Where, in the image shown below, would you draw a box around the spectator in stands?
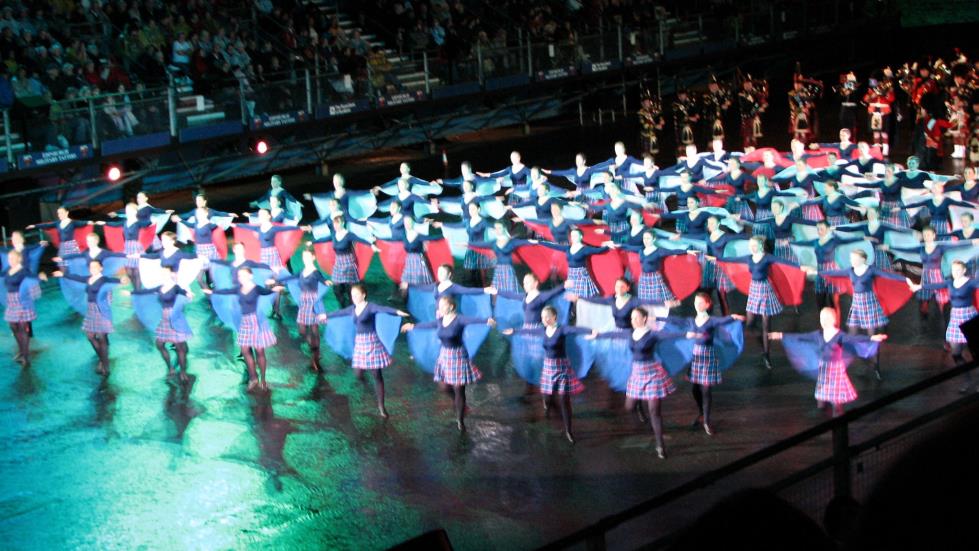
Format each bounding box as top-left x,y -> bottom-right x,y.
139,20 -> 165,51
368,46 -> 397,94
255,0 -> 274,16
81,60 -> 104,90
409,19 -> 430,57
349,29 -> 370,57
0,69 -> 13,109
171,32 -> 192,73
42,63 -> 71,100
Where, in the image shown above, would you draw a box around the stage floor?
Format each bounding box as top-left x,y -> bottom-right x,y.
0,262 -> 967,550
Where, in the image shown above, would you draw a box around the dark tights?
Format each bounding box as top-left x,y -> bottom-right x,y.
126,267 -> 141,290
713,290 -> 730,317
86,332 -> 110,372
156,340 -> 189,377
745,313 -> 772,362
692,384 -> 712,427
626,397 -> 664,450
299,323 -> 322,369
241,346 -> 268,387
9,322 -> 31,364
544,393 -> 574,440
919,298 -> 950,323
358,369 -> 387,416
333,283 -> 352,307
453,384 -> 467,427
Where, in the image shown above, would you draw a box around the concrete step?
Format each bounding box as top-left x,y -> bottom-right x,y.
185,111 -> 227,126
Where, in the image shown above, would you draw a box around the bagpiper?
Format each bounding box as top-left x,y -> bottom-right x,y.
638,89 -> 666,156
863,69 -> 897,157
702,74 -> 732,146
788,68 -> 823,144
672,87 -> 700,155
737,72 -> 768,150
834,71 -> 860,139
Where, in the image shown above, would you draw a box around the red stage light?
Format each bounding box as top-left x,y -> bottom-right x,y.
107,166 -> 122,182
255,140 -> 269,155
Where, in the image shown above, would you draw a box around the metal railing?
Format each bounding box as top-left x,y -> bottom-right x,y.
538,361 -> 979,550
0,0 -> 866,171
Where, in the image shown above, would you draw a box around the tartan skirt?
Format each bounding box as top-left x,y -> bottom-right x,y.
567,266 -> 599,298
522,322 -> 544,329
433,346 -> 482,385
947,306 -> 977,344
4,292 -> 36,322
609,219 -> 631,243
297,291 -> 322,326
688,343 -> 721,386
815,359 -> 858,405
260,246 -> 284,272
352,331 -> 391,370
196,243 -> 220,268
675,216 -> 688,234
773,238 -> 798,262
402,252 -> 434,285
701,257 -> 735,292
881,199 -> 911,227
332,252 -> 360,284
815,261 -> 846,294
155,307 -> 191,343
873,248 -> 893,271
236,312 -> 277,349
540,357 -> 584,395
931,218 -> 951,237
918,267 -> 949,304
752,207 -> 775,240
747,279 -> 783,316
802,203 -> 825,222
82,302 -> 114,334
626,360 -> 676,399
847,291 -> 888,330
58,239 -> 81,269
638,271 -> 676,303
124,239 -> 144,268
492,263 -> 520,294
826,214 -> 848,227
463,249 -> 495,270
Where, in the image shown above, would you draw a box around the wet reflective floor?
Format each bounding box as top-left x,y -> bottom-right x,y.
0,266 -> 965,550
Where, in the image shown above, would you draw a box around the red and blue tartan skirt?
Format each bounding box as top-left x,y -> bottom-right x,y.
815,261 -> 846,294
847,291 -> 888,330
352,331 -> 391,370
931,218 -> 950,237
82,302 -> 114,334
260,246 -> 284,272
237,312 -> 277,349
540,357 -> 584,395
464,249 -> 495,270
522,321 -> 544,329
638,271 -> 675,303
747,279 -> 783,316
802,203 -> 825,222
58,239 -> 81,269
826,214 -> 848,227
947,306 -> 977,344
701,257 -> 735,292
918,267 -> 949,305
4,292 -> 36,322
815,359 -> 857,405
626,360 -> 676,399
155,307 -> 191,343
608,219 -> 630,243
402,252 -> 434,285
196,243 -> 220,268
729,198 -> 754,221
332,252 -> 359,284
880,199 -> 911,227
752,207 -> 775,240
297,291 -> 323,326
873,248 -> 893,272
687,344 -> 721,386
124,239 -> 144,268
773,238 -> 798,262
567,266 -> 599,298
492,263 -> 519,294
433,346 -> 482,385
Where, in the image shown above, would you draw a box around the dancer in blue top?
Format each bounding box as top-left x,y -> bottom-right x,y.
2,249 -> 45,367
127,267 -> 194,382
279,248 -> 332,371
52,260 -> 124,375
401,296 -> 496,430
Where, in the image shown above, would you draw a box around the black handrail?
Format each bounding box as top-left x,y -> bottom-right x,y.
538,361 -> 979,550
